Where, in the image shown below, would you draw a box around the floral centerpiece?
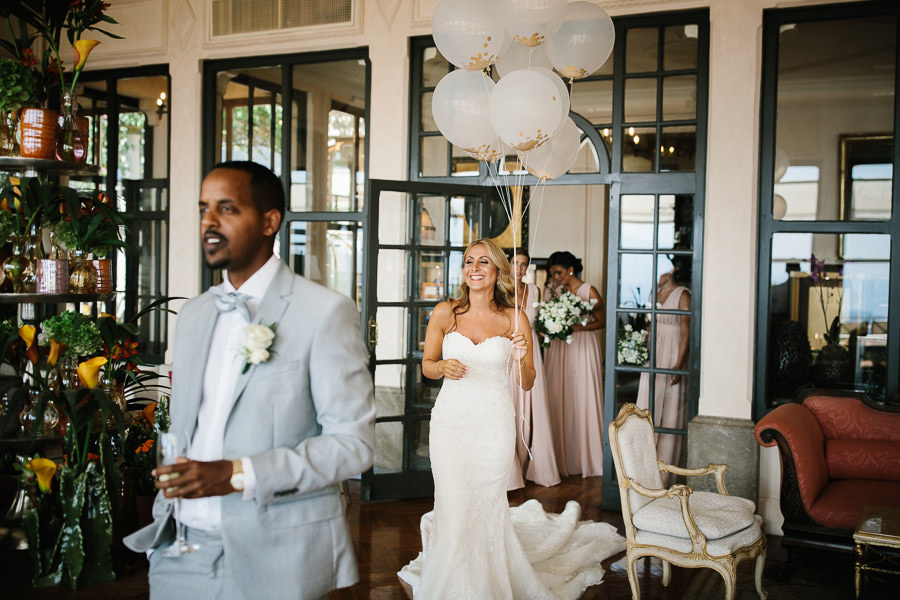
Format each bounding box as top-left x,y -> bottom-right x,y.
122,394 -> 169,497
617,323 -> 648,366
533,289 -> 596,347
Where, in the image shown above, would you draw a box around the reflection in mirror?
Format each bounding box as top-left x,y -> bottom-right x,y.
411,420 -> 431,470
663,24 -> 699,71
620,195 -> 654,250
614,370 -> 642,413
377,192 -> 409,244
417,252 -> 444,301
773,165 -> 819,221
616,313 -> 651,366
417,306 -> 434,352
377,249 -> 408,303
626,27 -> 659,73
768,232 -> 890,403
622,126 -> 656,172
450,196 -> 479,246
448,251 -> 464,298
657,195 -> 694,250
624,78 -> 657,123
659,126 -> 696,172
415,366 -> 440,410
418,196 -> 445,245
374,422 -> 402,473
618,253 -> 654,309
840,135 -> 892,221
421,136 -> 449,177
656,254 -> 693,299
375,364 -> 405,417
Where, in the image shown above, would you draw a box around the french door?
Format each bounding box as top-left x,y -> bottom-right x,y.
361,179 -> 496,501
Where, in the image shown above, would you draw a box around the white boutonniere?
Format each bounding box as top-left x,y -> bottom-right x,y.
239,323 -> 276,373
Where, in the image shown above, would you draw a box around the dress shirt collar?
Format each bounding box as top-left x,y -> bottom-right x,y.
222,254 -> 281,301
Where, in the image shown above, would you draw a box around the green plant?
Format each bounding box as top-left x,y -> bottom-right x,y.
39,310 -> 103,360
61,189 -> 128,256
0,57 -> 39,113
0,176 -> 66,242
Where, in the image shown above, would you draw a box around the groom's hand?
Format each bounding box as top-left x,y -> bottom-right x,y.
153,458 -> 234,499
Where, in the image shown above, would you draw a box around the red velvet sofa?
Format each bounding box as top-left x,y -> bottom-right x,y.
755,391 -> 900,552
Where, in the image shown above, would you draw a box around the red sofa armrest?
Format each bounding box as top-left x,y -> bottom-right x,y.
755,402 -> 828,514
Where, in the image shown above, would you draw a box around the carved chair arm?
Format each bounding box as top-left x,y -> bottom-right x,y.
623,480 -> 709,556
660,462 -> 730,495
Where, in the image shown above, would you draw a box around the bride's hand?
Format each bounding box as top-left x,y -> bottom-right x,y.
438,359 -> 467,380
510,332 -> 528,362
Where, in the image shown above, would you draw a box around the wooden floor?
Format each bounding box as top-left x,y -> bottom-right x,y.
1,475 -> 896,599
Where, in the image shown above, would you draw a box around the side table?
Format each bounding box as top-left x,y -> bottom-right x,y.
854,505 -> 900,598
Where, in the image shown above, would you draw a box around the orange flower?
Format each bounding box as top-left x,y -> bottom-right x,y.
73,39 -> 101,72
18,325 -> 38,365
26,458 -> 57,494
77,356 -> 107,388
141,402 -> 157,424
48,340 -> 64,367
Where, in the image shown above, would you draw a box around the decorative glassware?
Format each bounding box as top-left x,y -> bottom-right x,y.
2,235 -> 31,293
19,391 -> 60,437
0,110 -> 20,156
56,93 -> 87,163
156,431 -> 199,557
69,249 -> 97,293
21,225 -> 41,293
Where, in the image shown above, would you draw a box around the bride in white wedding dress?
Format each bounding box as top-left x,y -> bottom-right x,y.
398,239 -> 625,600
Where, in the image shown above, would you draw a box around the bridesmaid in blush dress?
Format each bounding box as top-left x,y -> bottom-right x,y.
543,251 -> 606,478
507,248 -> 560,489
637,269 -> 691,485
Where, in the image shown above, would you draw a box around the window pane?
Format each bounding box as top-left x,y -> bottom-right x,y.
656,254 -> 693,305
422,46 -> 451,88
374,421 -> 402,473
411,419 -> 431,470
417,196 -> 445,245
662,75 -> 696,121
375,364 -> 405,417
768,233 -> 890,403
624,78 -> 657,122
619,253 -> 654,308
327,109 -> 361,211
377,249 -> 408,303
415,367 -> 440,410
614,370 -> 642,412
448,250 -> 464,297
377,191 -> 409,245
416,306 -> 433,352
420,136 -> 448,177
417,251 -> 444,301
449,196 -> 479,246
842,135 -> 892,220
626,27 -> 659,73
569,135 -> 601,174
658,194 -> 693,251
620,194 -> 655,250
774,165 -> 820,221
622,126 -> 656,172
376,306 -> 407,361
421,92 -> 437,132
616,312 -> 651,365
571,80 -> 613,126
287,220 -> 362,303
663,24 -> 699,71
775,16 -> 895,221
451,144 -> 479,176
659,126 -> 695,172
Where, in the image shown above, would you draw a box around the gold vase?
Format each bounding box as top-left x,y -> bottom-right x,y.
1,235 -> 32,293
69,250 -> 97,293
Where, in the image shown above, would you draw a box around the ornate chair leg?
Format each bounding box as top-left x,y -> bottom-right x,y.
755,549 -> 768,599
626,550 -> 642,600
662,560 -> 671,587
713,561 -> 737,600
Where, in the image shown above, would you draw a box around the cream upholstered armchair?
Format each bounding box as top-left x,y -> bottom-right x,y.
609,403 -> 767,600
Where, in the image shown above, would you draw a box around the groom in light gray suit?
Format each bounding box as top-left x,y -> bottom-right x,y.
124,161 -> 375,600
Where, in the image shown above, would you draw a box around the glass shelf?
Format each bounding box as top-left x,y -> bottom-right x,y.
0,293 -> 115,304
0,157 -> 100,177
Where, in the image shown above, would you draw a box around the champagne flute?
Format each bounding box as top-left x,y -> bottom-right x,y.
156,431 -> 199,557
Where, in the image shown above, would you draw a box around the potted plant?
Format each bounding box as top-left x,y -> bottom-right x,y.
57,189 -> 127,292
0,57 -> 39,156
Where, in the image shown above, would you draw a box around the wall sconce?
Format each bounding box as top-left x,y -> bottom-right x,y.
155,91 -> 167,118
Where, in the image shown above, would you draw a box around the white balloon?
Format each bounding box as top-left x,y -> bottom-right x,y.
490,68 -> 565,151
530,67 -> 570,129
499,0 -> 567,48
773,194 -> 787,220
520,117 -> 581,180
495,43 -> 552,77
774,148 -> 789,182
546,1 -> 615,80
465,141 -> 507,163
433,0 -> 506,70
432,70 -> 497,152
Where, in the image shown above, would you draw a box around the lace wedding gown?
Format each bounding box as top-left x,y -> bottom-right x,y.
398,331 -> 625,599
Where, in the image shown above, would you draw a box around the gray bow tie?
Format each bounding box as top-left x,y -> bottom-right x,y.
210,286 -> 253,322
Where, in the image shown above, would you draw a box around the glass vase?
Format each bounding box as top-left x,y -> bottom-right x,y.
0,110 -> 20,156
19,391 -> 61,438
55,92 -> 87,163
21,225 -> 42,293
69,249 -> 97,293
2,235 -> 32,293
102,373 -> 127,415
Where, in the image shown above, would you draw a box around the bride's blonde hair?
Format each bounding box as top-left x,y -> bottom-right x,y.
451,239 -> 516,323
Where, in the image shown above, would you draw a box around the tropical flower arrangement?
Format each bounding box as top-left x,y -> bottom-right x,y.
617,323 -> 649,366
122,394 -> 169,497
533,290 -> 596,347
0,299 -> 174,589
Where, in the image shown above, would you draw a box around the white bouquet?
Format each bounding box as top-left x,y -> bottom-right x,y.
534,290 -> 597,348
617,324 -> 648,365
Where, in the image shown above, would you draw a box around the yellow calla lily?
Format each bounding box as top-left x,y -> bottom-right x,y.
48,340 -> 63,367
18,325 -> 38,365
26,458 -> 57,494
73,39 -> 101,72
99,312 -> 115,319
77,356 -> 107,389
142,402 -> 157,423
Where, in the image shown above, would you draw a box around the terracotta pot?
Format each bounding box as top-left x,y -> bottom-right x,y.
92,258 -> 113,293
20,108 -> 59,160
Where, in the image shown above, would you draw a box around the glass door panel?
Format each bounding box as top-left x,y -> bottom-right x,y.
363,179 -> 494,501
287,220 -> 361,304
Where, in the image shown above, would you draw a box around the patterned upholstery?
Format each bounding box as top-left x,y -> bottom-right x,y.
805,394 -> 900,442
636,515 -> 764,556
616,412 -> 663,513
634,492 -> 756,539
826,440 -> 900,481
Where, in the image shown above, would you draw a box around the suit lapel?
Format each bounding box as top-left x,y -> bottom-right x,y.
228,262 -> 293,408
178,292 -> 218,437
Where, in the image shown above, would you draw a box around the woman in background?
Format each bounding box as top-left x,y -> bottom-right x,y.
543,251 -> 605,477
507,248 -> 560,489
637,268 -> 691,483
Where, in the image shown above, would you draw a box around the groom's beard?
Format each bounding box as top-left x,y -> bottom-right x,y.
203,229 -> 231,270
